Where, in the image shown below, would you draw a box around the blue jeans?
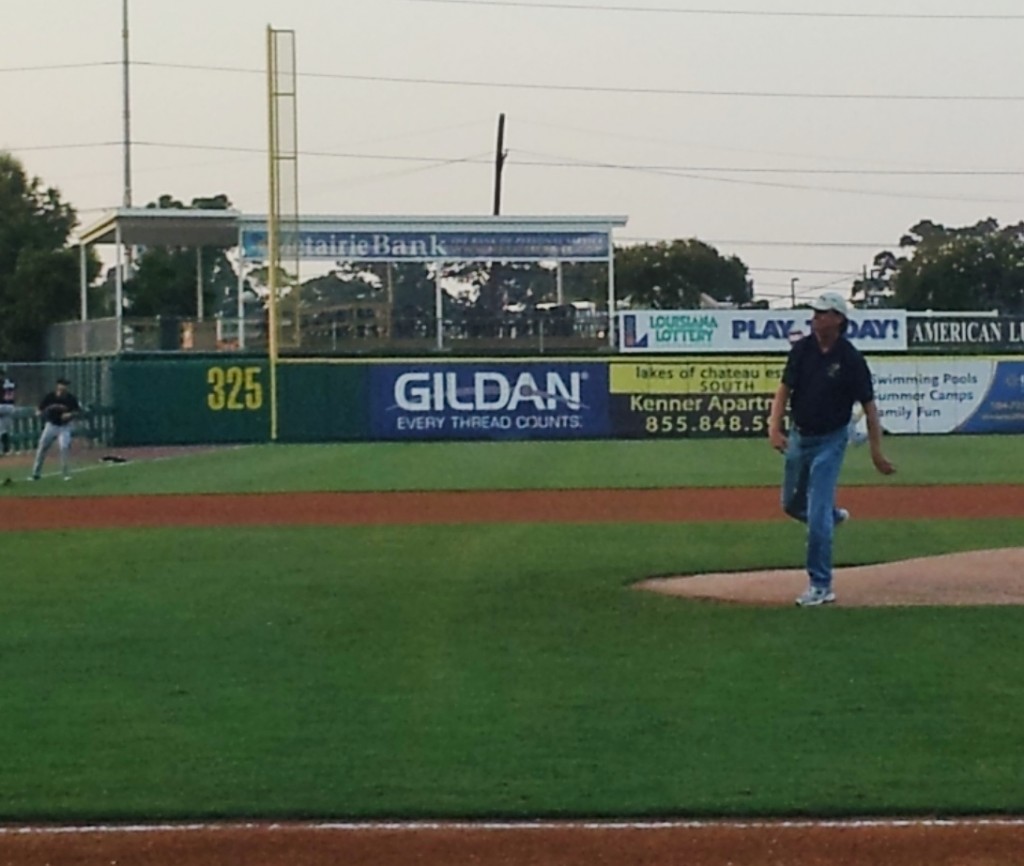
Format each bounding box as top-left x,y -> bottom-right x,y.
781,427 -> 849,590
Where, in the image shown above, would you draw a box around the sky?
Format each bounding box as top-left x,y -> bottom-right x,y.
3,0 -> 1024,307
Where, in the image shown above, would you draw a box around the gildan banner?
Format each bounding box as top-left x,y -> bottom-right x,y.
370,362 -> 610,440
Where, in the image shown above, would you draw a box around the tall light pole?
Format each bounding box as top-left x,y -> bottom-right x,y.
790,276 -> 798,308
122,0 -> 132,208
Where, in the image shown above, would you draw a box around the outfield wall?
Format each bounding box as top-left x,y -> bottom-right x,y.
108,355 -> 1024,445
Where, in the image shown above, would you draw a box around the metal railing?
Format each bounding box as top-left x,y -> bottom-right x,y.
1,359 -> 112,409
48,308 -> 614,357
0,359 -> 116,454
47,317 -> 228,357
2,406 -> 115,455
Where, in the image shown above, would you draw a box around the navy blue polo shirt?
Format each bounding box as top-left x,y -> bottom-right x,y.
782,335 -> 874,436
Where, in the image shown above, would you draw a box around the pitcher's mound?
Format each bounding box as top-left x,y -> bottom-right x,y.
637,548 -> 1024,607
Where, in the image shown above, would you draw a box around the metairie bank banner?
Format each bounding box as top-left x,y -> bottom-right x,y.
241,229 -> 611,262
371,362 -> 610,440
619,310 -> 908,353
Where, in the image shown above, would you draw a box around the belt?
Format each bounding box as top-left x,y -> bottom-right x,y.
795,424 -> 844,437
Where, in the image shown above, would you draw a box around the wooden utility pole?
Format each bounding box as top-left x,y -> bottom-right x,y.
493,113 -> 507,215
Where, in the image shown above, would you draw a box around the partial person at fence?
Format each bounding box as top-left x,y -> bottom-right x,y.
767,291 -> 895,608
31,377 -> 81,481
0,367 -> 15,455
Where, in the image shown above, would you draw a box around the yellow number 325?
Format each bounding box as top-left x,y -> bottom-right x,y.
207,366 -> 264,411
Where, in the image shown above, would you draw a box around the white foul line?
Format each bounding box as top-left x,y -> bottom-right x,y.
4,818 -> 1024,836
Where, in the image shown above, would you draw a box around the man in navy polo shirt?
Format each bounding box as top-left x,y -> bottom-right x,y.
768,291 -> 895,606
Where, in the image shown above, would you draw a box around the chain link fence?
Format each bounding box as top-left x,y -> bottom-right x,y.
48,306 -> 614,358
1,358 -> 115,454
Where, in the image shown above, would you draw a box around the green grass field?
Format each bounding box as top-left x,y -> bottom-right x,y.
6,433 -> 1024,495
2,436 -> 1023,821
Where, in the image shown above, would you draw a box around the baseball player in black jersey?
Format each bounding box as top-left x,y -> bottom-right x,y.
0,368 -> 15,455
31,377 -> 81,481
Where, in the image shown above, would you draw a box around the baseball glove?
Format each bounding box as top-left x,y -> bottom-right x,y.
43,405 -> 66,424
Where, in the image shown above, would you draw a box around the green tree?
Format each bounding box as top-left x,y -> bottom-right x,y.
0,152 -> 98,359
300,270 -> 381,307
124,194 -> 238,317
849,249 -> 900,308
558,262 -> 608,306
882,218 -> 1024,313
615,239 -> 751,309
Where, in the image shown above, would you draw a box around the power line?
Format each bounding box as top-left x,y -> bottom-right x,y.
128,142 -> 1024,177
516,156 -> 1024,177
14,140 -> 1018,205
13,139 -> 1024,176
517,148 -> 1024,205
132,61 -> 1024,102
393,0 -> 1024,20
516,117 -> 992,173
620,234 -> 892,253
742,267 -> 866,276
697,240 -> 891,249
0,61 -> 119,74
305,150 -> 494,195
3,142 -> 121,153
5,60 -> 1018,103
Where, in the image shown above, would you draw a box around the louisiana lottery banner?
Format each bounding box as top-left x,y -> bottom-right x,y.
619,309 -> 908,353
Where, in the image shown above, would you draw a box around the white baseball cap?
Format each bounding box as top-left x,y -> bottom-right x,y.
810,291 -> 850,318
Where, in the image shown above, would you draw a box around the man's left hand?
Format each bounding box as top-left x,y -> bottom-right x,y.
872,452 -> 896,475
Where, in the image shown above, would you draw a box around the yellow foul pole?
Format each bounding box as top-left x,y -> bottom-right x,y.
266,25 -> 281,441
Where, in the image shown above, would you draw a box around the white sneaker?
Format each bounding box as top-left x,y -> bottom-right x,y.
835,508 -> 850,525
796,586 -> 836,607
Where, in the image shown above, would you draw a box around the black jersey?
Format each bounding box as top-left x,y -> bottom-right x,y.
38,391 -> 81,426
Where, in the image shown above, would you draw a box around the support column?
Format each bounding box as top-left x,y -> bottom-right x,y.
236,231 -> 247,350
435,265 -> 445,351
115,223 -> 124,352
79,243 -> 88,321
196,247 -> 204,322
606,244 -> 616,348
79,242 -> 89,355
